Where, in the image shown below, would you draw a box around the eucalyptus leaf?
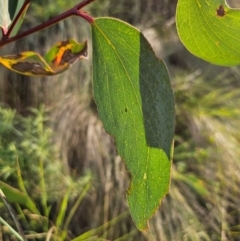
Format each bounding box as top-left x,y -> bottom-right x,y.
0,39 -> 88,76
92,17 -> 175,230
8,0 -> 29,37
176,0 -> 240,66
8,0 -> 19,20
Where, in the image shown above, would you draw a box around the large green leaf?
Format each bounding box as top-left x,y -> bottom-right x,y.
92,17 -> 175,230
0,0 -> 11,34
176,0 -> 240,66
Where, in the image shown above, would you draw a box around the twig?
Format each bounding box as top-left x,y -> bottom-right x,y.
0,0 -> 95,47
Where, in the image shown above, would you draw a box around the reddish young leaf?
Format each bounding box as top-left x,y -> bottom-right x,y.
0,39 -> 88,76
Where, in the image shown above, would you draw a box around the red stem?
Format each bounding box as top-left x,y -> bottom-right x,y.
0,0 -> 95,48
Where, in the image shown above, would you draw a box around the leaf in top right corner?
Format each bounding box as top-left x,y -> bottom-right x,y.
176,0 -> 240,66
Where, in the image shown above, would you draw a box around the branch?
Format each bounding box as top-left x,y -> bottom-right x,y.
0,0 -> 95,48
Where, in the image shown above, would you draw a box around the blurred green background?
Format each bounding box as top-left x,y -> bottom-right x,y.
0,0 -> 240,240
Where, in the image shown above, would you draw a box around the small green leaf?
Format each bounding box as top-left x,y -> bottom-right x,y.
0,0 -> 12,34
8,0 -> 20,20
0,39 -> 88,76
8,0 -> 29,37
176,0 -> 240,66
92,18 -> 175,230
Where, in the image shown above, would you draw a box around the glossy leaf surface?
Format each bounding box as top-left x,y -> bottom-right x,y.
0,39 -> 88,76
92,17 -> 175,230
176,0 -> 240,66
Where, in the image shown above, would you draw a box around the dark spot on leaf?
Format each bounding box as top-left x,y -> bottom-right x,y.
54,41 -> 88,66
11,62 -> 51,75
216,5 -> 225,17
125,107 -> 128,112
126,173 -> 133,195
60,50 -> 79,65
60,40 -> 70,47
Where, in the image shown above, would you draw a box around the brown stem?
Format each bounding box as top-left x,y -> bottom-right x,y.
0,0 -> 95,48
